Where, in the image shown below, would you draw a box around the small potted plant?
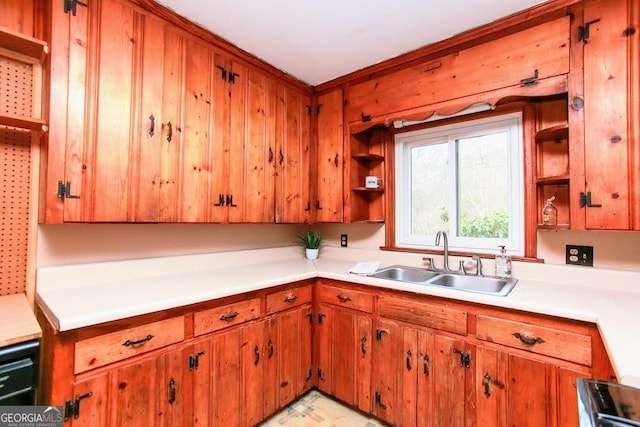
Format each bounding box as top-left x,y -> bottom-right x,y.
298,230 -> 322,260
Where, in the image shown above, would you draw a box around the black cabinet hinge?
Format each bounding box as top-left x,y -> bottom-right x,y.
578,19 -> 601,42
306,312 -> 313,324
361,112 -> 371,122
226,194 -> 237,207
520,69 -> 539,87
317,313 -> 326,324
316,104 -> 323,115
189,351 -> 205,370
215,65 -> 227,81
57,180 -> 80,200
375,391 -> 387,409
306,105 -> 312,116
375,328 -> 388,342
453,349 -> 471,368
228,72 -> 239,84
64,392 -> 92,421
64,0 -> 87,16
580,191 -> 602,208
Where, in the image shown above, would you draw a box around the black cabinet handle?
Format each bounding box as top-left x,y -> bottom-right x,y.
167,378 -> 176,405
406,350 -> 413,371
361,336 -> 367,357
423,354 -> 430,376
268,147 -> 274,163
316,200 -> 323,210
305,201 -> 310,212
268,339 -> 274,359
254,345 -> 260,366
219,311 -> 239,322
166,121 -> 172,143
122,334 -> 154,348
483,373 -> 492,398
148,114 -> 155,137
279,149 -> 284,165
334,153 -> 339,167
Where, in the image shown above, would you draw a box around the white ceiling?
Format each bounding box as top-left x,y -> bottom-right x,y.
155,0 -> 548,86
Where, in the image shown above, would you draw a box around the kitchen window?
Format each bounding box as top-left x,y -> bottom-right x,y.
394,112 -> 524,255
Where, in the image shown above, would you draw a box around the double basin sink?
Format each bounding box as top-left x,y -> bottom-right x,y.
371,265 -> 517,297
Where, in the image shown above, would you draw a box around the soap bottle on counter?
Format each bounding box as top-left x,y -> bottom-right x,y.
494,245 -> 512,278
541,196 -> 558,226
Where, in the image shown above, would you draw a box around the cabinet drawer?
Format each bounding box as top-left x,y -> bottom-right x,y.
194,298 -> 261,336
74,316 -> 184,374
318,285 -> 374,313
476,315 -> 592,365
266,285 -> 312,314
378,295 -> 467,335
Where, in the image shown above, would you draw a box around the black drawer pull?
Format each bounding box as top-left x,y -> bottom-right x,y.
336,294 -> 351,303
219,311 -> 239,322
512,332 -> 545,347
122,334 -> 154,348
283,295 -> 298,303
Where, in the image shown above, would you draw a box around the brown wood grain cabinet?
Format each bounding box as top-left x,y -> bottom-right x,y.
39,279 -> 615,426
315,282 -> 373,414
314,88 -> 344,222
569,0 -> 640,230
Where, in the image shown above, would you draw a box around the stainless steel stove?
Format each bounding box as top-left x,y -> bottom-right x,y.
578,379 -> 640,426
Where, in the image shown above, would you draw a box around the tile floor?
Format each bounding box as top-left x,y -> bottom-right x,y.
259,390 -> 385,427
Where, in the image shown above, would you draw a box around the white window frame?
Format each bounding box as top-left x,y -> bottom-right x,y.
394,112 -> 524,255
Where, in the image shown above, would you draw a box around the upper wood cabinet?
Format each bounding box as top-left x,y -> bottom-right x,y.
345,17 -> 570,125
275,85 -> 312,223
314,88 -> 344,222
45,0 -> 307,224
569,0 -> 640,230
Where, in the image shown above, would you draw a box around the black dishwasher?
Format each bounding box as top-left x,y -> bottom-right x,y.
0,339 -> 39,405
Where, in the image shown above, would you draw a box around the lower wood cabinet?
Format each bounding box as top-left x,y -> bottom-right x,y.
372,318 -> 472,426
39,279 -> 614,427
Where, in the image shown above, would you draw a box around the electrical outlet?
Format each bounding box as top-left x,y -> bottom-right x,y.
340,234 -> 348,247
566,245 -> 593,267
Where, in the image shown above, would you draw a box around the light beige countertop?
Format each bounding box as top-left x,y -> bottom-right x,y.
36,246 -> 640,388
0,293 -> 42,347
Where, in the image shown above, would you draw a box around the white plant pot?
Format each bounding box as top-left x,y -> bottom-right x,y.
305,248 -> 319,260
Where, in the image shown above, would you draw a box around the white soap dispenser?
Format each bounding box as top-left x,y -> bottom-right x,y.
494,245 -> 512,278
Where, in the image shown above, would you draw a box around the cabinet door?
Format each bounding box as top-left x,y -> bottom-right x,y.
582,0 -> 633,229
275,85 -> 312,223
372,318 -> 402,425
432,335 -> 471,427
475,346 -> 554,427
316,304 -> 372,413
210,328 -> 243,426
156,347 -> 190,427
276,305 -> 313,405
242,68 -> 277,223
61,0 -> 139,221
69,373 -> 109,427
226,59 -> 248,223
111,356 -> 160,427
242,321 -> 265,426
180,39 -> 214,222
315,89 -> 344,222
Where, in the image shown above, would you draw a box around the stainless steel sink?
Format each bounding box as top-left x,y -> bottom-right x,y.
372,265 -> 441,283
371,265 -> 517,297
428,274 -> 516,297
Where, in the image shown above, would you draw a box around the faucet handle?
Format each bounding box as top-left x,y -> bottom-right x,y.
422,257 -> 436,271
472,255 -> 483,276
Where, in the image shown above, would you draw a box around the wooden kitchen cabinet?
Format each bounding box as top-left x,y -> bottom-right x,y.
314,89 -> 344,222
275,85 -> 312,223
345,17 -> 570,125
373,305 -> 471,426
569,0 -> 640,230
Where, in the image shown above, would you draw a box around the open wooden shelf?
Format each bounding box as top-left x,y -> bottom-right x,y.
0,113 -> 48,132
0,25 -> 48,63
535,124 -> 568,143
536,174 -> 570,185
352,187 -> 385,193
537,223 -> 571,230
351,153 -> 384,162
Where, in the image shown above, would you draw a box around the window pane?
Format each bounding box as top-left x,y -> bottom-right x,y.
410,142 -> 448,235
456,132 -> 509,238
